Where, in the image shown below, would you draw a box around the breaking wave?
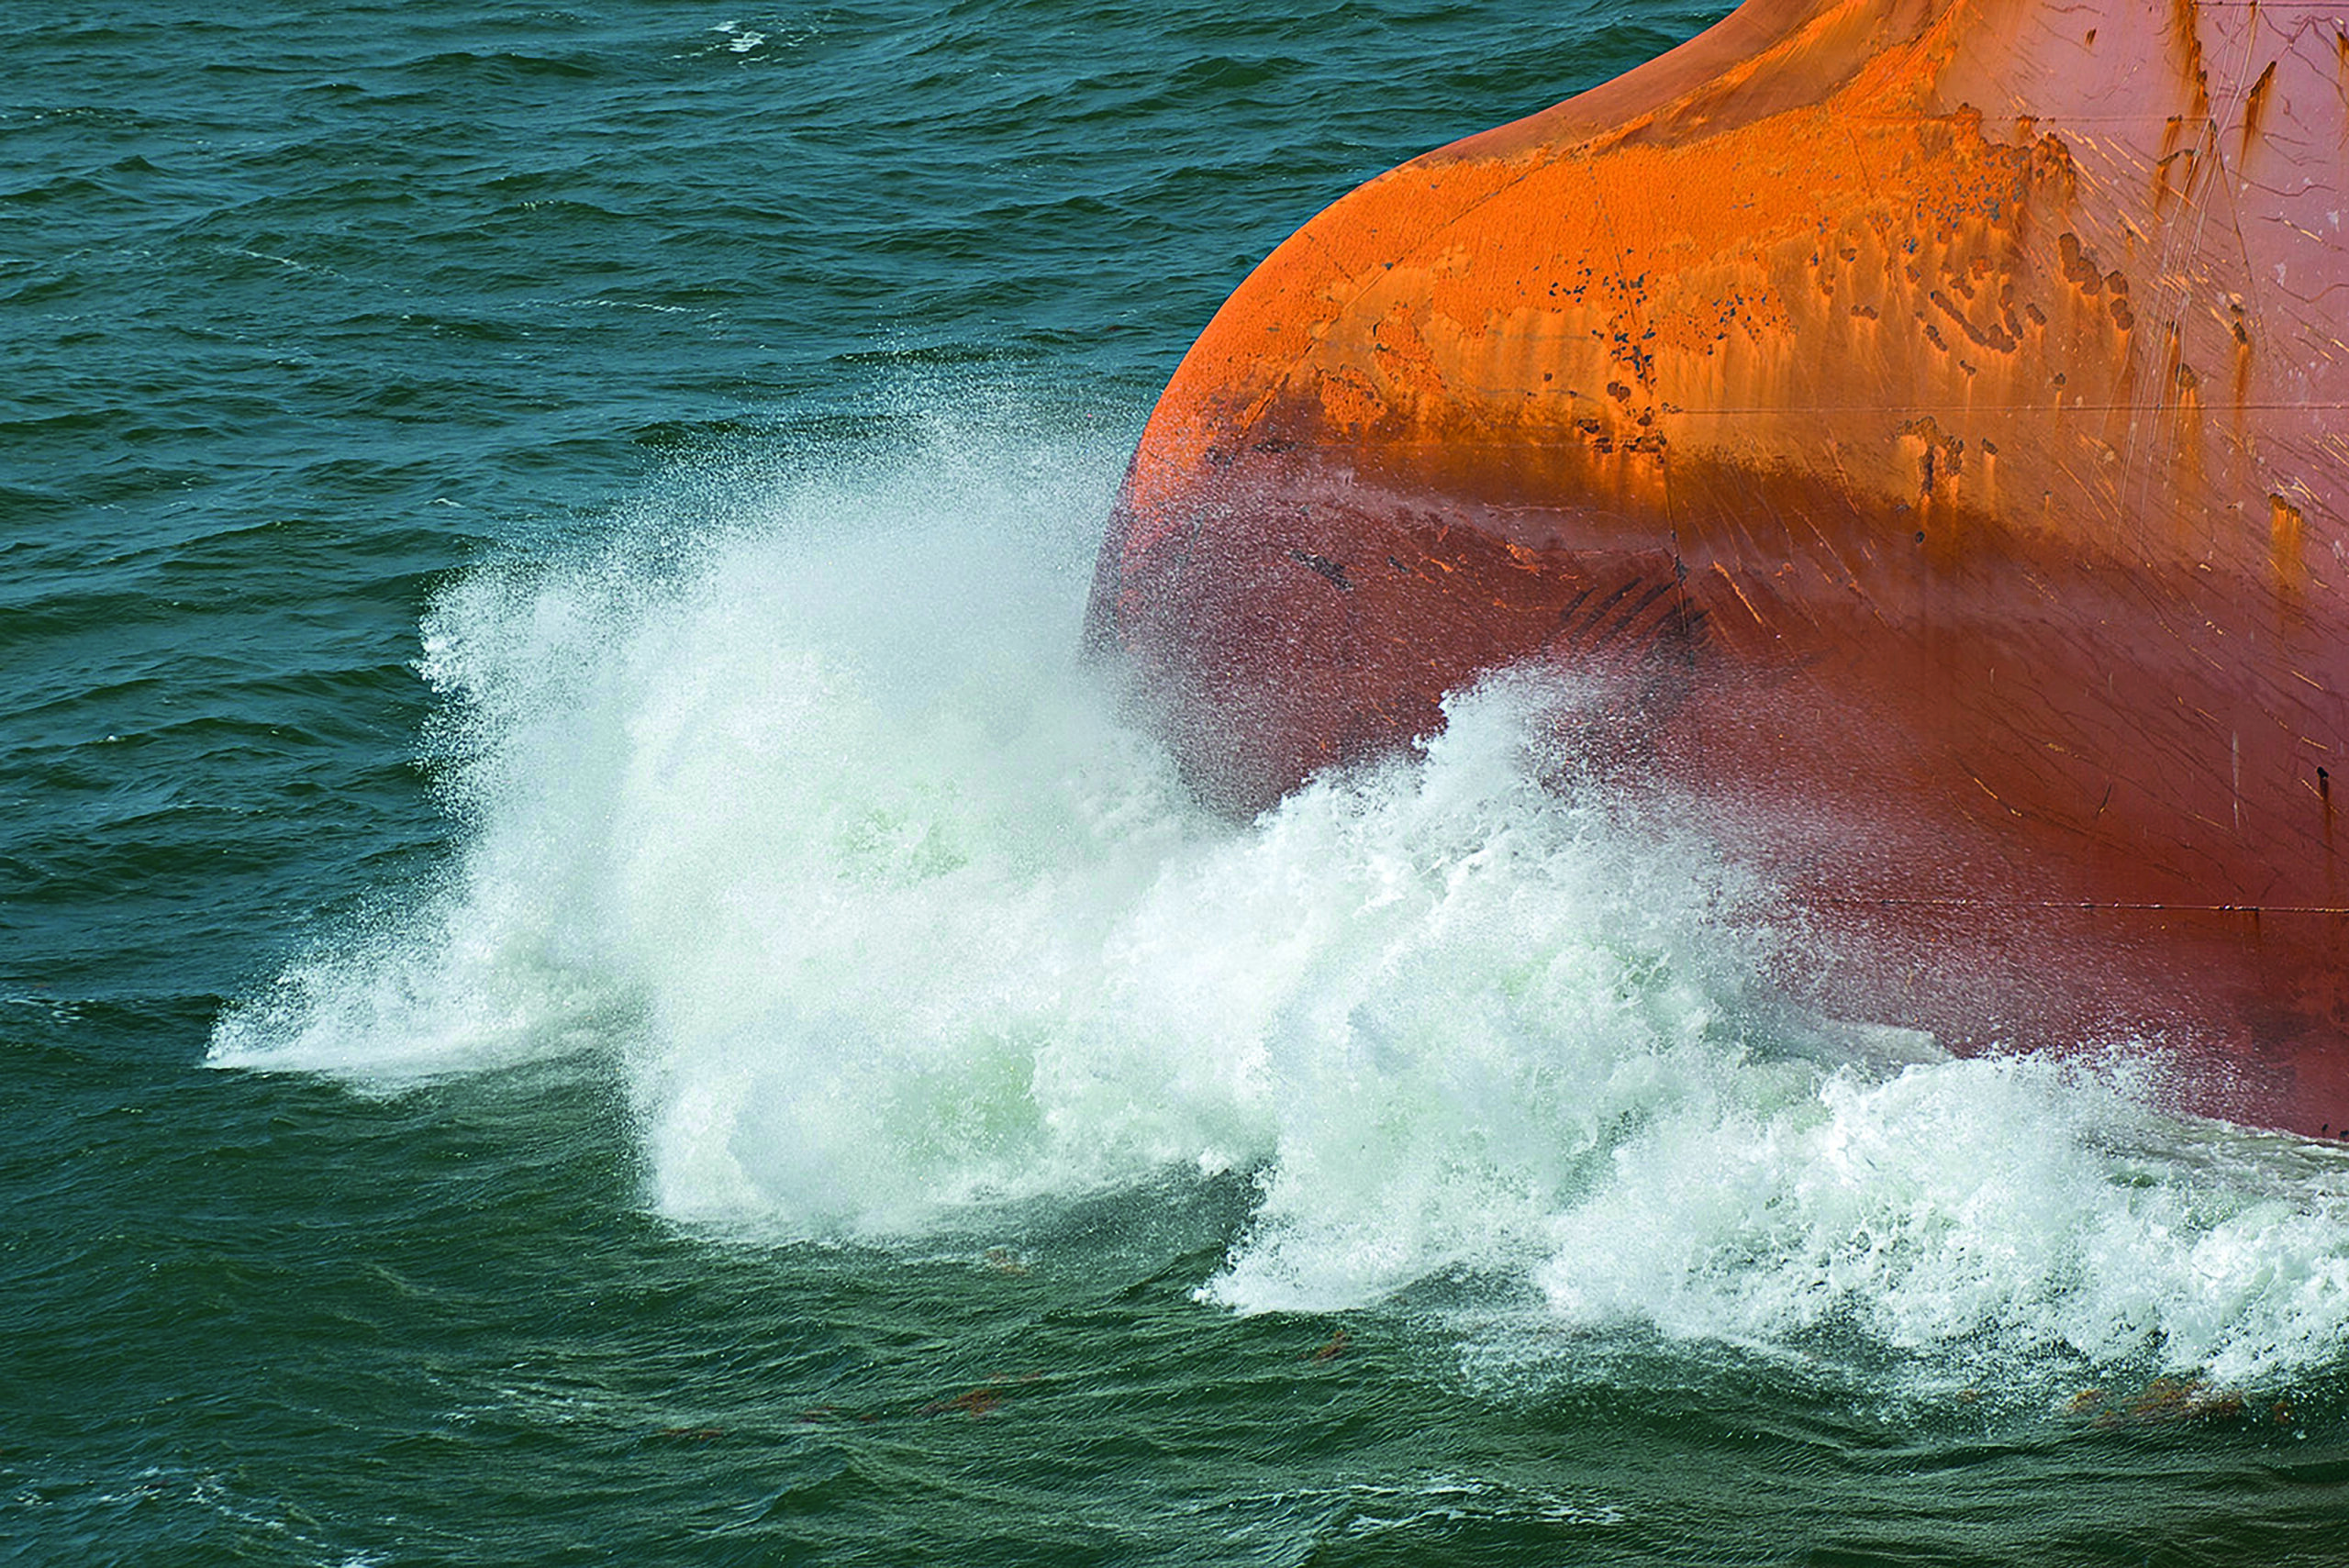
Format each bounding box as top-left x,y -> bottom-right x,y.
212,408 -> 2349,1396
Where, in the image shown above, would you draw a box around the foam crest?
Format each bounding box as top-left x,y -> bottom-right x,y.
213,412 -> 2349,1390
1520,1051 -> 2349,1388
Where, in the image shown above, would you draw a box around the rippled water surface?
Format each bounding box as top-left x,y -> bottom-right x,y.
9,3 -> 2349,1563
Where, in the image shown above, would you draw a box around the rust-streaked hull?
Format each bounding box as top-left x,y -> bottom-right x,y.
1086,0 -> 2349,1133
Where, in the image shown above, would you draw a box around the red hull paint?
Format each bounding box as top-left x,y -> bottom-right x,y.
1086,0 -> 2349,1133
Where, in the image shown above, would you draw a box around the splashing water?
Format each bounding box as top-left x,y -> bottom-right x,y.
212,411 -> 2349,1396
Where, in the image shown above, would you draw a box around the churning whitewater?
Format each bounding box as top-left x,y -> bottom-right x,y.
212,416 -> 2349,1396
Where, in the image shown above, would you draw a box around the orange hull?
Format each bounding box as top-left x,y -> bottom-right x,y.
1086,0 -> 2349,1132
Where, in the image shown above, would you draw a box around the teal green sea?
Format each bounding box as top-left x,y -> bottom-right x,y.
8,3 -> 2349,1562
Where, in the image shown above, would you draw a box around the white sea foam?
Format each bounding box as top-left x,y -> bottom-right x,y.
211,411 -> 2349,1390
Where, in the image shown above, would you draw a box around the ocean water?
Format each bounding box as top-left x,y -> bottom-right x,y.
8,2 -> 2349,1563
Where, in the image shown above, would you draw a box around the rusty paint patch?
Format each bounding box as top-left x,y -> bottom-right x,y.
2059,232 -> 2104,293
2272,493 -> 2307,585
2171,0 -> 2211,121
2243,61 -> 2277,161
